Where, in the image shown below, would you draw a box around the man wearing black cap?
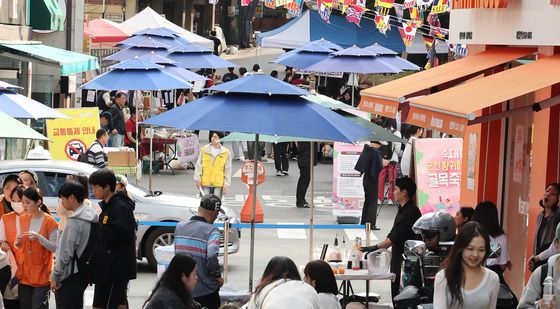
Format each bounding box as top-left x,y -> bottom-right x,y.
354,141 -> 388,229
174,194 -> 224,309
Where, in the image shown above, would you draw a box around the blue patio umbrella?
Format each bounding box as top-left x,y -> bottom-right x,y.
275,51 -> 333,69
364,43 -> 398,55
103,47 -> 169,62
142,74 -> 370,291
132,27 -> 178,38
364,43 -> 420,71
80,59 -> 193,90
305,55 -> 402,74
166,52 -> 237,69
137,52 -> 207,82
0,89 -> 71,119
117,36 -> 171,49
210,74 -> 307,95
168,43 -> 213,53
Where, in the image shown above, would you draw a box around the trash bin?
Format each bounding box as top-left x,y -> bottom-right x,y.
142,159 -> 160,174
154,245 -> 175,279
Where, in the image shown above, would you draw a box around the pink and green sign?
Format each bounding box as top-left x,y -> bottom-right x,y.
414,138 -> 463,215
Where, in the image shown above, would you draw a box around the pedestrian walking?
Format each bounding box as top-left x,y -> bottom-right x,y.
273,142 -> 289,176
56,174 -> 96,232
143,253 -> 202,309
86,129 -> 109,168
361,177 -> 421,299
248,256 -> 320,309
51,181 -> 98,309
354,141 -> 386,229
433,221 -> 500,308
16,187 -> 58,309
174,194 -> 224,309
194,132 -> 232,200
296,142 -> 317,208
108,92 -> 127,147
303,260 -> 341,309
89,169 -> 137,309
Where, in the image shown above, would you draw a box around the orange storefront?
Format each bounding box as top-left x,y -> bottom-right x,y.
359,0 -> 560,296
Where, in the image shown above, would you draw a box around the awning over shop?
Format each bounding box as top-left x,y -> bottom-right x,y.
27,0 -> 64,31
406,54 -> 560,136
358,47 -> 536,118
0,44 -> 99,76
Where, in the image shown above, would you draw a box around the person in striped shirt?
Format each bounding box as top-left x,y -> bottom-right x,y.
87,129 -> 109,168
174,194 -> 224,309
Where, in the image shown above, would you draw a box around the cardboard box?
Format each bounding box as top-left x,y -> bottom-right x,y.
108,150 -> 136,167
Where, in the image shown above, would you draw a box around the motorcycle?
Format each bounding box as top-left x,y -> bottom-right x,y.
393,240 -> 518,309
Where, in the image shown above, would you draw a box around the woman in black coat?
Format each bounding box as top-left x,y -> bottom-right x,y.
144,253 -> 203,309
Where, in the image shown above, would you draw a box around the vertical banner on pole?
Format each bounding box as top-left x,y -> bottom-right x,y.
332,141 -> 366,219
413,138 -> 463,215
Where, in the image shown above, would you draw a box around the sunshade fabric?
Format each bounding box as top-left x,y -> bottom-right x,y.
406,55 -> 560,136
358,47 -> 536,118
0,44 -> 99,76
28,0 -> 64,31
84,18 -> 131,43
0,110 -> 49,140
0,90 -> 71,119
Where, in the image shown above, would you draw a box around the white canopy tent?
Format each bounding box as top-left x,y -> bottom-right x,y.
121,7 -> 214,50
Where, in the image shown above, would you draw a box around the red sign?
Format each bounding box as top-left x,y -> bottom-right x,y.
241,160 -> 265,185
65,139 -> 87,161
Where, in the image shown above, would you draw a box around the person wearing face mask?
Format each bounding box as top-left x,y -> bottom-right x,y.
1,175 -> 19,216
0,184 -> 27,308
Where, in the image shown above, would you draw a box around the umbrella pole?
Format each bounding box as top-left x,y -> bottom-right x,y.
248,134 -> 259,293
149,125 -> 153,195
309,143 -> 315,261
351,73 -> 356,107
135,104 -> 139,185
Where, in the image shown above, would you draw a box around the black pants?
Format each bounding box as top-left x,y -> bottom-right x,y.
296,164 -> 311,206
391,247 -> 404,301
55,273 -> 88,309
273,142 -> 289,172
361,173 -> 379,226
194,289 -> 220,309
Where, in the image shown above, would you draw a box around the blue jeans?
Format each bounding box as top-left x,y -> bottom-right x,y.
111,134 -> 125,148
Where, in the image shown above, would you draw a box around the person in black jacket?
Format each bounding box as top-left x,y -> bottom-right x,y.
354,141 -> 386,229
361,177 -> 421,300
89,169 -> 137,309
109,92 -> 127,147
143,253 -> 202,309
296,142 -> 317,208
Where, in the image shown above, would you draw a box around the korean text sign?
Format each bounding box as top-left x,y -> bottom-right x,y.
46,108 -> 100,161
414,138 -> 463,215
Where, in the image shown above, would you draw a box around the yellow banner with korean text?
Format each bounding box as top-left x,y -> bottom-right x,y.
46,108 -> 100,161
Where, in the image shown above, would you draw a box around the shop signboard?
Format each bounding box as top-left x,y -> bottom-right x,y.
46,108 -> 100,161
414,138 -> 463,215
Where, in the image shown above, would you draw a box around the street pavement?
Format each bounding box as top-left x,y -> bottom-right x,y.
56,49 -> 400,308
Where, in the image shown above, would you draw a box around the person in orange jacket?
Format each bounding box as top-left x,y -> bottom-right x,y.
15,187 -> 57,309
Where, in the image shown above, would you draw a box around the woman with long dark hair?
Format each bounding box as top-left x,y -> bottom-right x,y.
433,221 -> 500,308
303,260 -> 341,309
16,186 -> 58,309
144,253 -> 201,309
472,201 -> 509,284
248,256 -> 320,309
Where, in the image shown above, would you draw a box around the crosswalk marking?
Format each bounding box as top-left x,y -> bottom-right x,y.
277,222 -> 307,239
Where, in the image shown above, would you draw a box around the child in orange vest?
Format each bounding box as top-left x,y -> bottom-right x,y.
15,187 -> 57,309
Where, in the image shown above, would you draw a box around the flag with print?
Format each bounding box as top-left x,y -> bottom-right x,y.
346,4 -> 364,26
403,0 -> 416,8
264,0 -> 276,9
374,14 -> 391,34
410,7 -> 423,27
416,0 -> 433,10
423,35 -> 434,53
431,0 -> 448,14
285,0 -> 303,15
398,22 -> 416,46
339,0 -> 353,13
377,0 -> 395,16
320,0 -> 333,7
318,3 -> 332,23
241,0 -> 251,6
353,0 -> 367,8
452,43 -> 468,58
393,3 -> 404,22
430,26 -> 447,39
424,56 -> 439,69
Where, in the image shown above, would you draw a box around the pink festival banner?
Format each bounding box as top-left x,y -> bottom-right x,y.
332,141 -> 367,218
414,138 -> 463,215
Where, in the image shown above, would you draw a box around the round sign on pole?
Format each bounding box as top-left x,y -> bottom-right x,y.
65,139 -> 87,161
241,160 -> 266,185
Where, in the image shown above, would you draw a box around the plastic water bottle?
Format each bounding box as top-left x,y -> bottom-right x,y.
543,276 -> 554,306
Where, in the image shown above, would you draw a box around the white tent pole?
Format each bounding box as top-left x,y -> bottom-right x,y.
248,133 -> 260,292
309,142 -> 315,261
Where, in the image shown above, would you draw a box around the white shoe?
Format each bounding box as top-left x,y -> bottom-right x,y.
276,171 -> 283,176
377,199 -> 383,204
387,200 -> 394,205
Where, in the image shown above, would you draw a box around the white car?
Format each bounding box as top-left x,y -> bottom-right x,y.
0,160 -> 240,270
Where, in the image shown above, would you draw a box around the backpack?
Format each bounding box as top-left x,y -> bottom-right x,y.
77,142 -> 99,164
72,222 -> 111,284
